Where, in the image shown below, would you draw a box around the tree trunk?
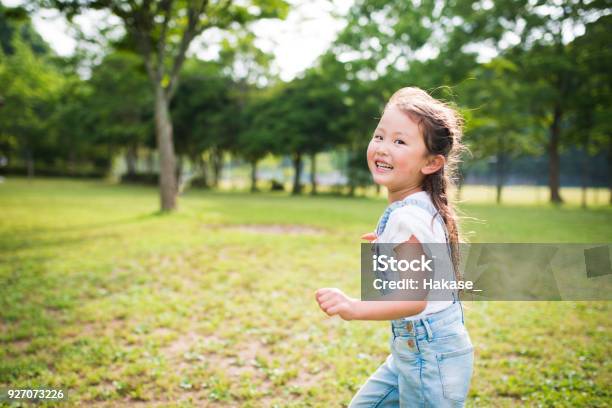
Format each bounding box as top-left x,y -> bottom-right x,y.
176,155 -> 184,192
155,86 -> 177,211
125,144 -> 138,176
106,144 -> 114,174
495,152 -> 504,205
25,148 -> 34,179
608,133 -> 612,206
147,149 -> 155,175
548,104 -> 563,204
250,159 -> 258,192
68,149 -> 77,175
292,152 -> 302,195
211,149 -> 223,188
348,183 -> 355,197
200,156 -> 209,187
581,137 -> 590,209
193,155 -> 208,187
310,152 -> 317,195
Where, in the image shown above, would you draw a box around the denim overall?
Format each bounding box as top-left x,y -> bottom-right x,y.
349,196 -> 474,408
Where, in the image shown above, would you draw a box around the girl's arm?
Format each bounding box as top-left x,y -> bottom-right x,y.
316,235 -> 429,321
315,289 -> 426,321
356,299 -> 427,320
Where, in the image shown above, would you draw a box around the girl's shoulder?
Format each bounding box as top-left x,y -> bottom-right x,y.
382,198 -> 446,244
386,191 -> 436,227
386,205 -> 438,232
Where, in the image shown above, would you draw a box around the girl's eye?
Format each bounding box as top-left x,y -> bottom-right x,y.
394,139 -> 406,145
373,135 -> 383,140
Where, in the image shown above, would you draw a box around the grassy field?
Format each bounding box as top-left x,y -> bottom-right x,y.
1,178 -> 610,407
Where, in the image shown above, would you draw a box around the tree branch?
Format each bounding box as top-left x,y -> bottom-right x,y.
121,0 -> 158,83
166,0 -> 210,99
156,0 -> 174,82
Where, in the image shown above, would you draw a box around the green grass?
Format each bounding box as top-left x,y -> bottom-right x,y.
0,178 -> 610,407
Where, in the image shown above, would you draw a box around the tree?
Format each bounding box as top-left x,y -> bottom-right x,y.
171,58 -> 238,188
87,51 -> 154,176
325,0 -> 482,196
292,69 -> 347,194
451,0 -> 607,204
459,57 -> 540,204
317,53 -> 385,196
0,39 -> 62,177
261,71 -> 348,195
240,89 -> 277,192
218,31 -> 276,191
0,4 -> 49,56
332,0 -> 609,204
48,73 -> 99,174
0,5 -> 56,171
564,15 -> 612,207
43,0 -> 289,211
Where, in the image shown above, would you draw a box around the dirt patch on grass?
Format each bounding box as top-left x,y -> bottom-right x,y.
158,329 -> 294,404
6,338 -> 31,353
163,330 -> 272,377
205,224 -> 325,235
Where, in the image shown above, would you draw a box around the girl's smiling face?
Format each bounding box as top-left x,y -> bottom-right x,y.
366,105 -> 432,196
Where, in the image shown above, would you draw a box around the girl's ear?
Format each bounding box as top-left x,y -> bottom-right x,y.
421,155 -> 445,175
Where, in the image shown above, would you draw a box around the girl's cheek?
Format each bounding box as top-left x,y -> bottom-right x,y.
366,142 -> 375,159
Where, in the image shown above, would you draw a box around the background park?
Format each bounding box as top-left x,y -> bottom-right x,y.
1,0 -> 611,407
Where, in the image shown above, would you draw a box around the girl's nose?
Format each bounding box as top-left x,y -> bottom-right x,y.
375,144 -> 390,157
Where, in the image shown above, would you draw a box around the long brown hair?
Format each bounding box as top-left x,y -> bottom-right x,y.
385,87 -> 466,280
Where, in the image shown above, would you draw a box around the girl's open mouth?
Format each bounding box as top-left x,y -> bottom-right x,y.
375,160 -> 393,172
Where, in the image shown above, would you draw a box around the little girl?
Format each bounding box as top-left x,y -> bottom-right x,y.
316,87 -> 473,407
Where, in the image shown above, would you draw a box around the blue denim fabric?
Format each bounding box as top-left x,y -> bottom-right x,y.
349,301 -> 474,407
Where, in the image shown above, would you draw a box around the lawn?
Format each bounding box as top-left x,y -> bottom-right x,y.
1,178 -> 610,407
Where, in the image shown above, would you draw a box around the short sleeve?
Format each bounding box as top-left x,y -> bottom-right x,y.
384,206 -> 445,245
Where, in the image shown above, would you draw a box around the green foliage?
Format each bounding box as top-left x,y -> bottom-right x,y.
240,88 -> 280,163
311,52 -> 389,191
459,57 -> 542,159
0,38 -> 63,166
39,0 -> 291,210
47,74 -> 111,172
0,4 -> 49,56
2,0 -> 610,204
564,15 -> 612,153
219,31 -> 275,85
172,59 -> 239,159
42,0 -> 289,97
238,68 -> 350,192
270,71 -> 348,157
87,51 -> 154,151
328,0 -> 610,201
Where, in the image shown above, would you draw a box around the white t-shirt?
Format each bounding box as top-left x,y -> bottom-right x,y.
374,191 -> 453,320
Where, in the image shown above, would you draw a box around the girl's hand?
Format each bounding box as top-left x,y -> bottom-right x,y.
315,288 -> 360,321
361,232 -> 377,242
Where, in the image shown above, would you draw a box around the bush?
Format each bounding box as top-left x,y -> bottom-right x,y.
270,179 -> 284,191
189,176 -> 209,189
0,166 -> 106,179
119,173 -> 158,185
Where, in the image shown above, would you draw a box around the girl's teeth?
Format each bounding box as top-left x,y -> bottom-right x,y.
376,162 -> 392,170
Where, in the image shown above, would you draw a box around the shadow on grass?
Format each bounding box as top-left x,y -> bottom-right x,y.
0,212 -> 160,254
